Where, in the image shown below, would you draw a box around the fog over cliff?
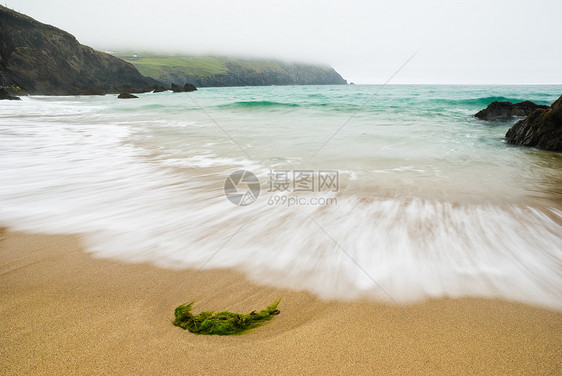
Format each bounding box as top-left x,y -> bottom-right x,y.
7,0 -> 562,84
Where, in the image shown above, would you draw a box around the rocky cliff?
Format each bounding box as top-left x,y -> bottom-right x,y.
0,6 -> 158,95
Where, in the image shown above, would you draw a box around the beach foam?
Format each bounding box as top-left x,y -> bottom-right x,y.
1,85 -> 561,309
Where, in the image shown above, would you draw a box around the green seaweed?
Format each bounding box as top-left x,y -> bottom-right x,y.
172,299 -> 281,335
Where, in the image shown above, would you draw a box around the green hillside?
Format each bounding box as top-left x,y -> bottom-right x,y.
121,56 -> 228,78
116,54 -> 347,87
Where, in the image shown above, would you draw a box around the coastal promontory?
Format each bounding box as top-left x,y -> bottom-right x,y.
118,54 -> 348,87
0,5 -> 348,95
0,5 -> 158,95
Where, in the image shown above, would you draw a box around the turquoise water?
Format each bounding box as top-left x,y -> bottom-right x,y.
1,85 -> 561,309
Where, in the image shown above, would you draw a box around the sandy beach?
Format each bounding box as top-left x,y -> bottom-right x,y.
0,230 -> 560,375
2,1 -> 562,375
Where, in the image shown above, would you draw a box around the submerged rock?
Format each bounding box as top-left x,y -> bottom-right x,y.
117,92 -> 138,99
0,87 -> 21,100
505,95 -> 562,151
475,100 -> 548,120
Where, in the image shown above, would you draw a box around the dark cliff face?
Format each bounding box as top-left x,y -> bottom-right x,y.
0,6 -> 158,95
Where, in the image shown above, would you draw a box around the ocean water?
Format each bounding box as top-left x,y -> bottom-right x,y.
1,85 -> 561,309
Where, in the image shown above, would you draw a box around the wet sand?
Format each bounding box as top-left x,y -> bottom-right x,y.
1,231 -> 561,375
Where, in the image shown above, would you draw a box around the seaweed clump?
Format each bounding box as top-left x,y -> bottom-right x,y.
172,299 -> 281,335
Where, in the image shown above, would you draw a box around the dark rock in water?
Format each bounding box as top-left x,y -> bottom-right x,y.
170,83 -> 184,92
0,87 -> 21,100
183,83 -> 197,92
505,95 -> 562,151
475,101 -> 525,120
117,92 -> 138,99
170,83 -> 197,92
475,100 -> 548,120
514,100 -> 549,115
0,5 -> 160,95
153,87 -> 168,93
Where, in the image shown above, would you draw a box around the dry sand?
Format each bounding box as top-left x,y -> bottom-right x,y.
1,230 -> 561,375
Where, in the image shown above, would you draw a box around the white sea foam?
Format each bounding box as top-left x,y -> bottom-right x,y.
1,88 -> 561,310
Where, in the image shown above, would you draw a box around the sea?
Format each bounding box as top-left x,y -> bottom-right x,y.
1,85 -> 561,309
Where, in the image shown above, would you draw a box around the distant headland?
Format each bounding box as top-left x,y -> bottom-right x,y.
116,54 -> 347,88
0,5 -> 346,96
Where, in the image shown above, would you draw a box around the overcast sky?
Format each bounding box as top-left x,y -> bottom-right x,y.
8,0 -> 562,84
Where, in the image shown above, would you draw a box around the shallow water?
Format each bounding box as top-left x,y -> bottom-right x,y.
1,85 -> 561,309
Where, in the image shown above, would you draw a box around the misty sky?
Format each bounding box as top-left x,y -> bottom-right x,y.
8,0 -> 562,84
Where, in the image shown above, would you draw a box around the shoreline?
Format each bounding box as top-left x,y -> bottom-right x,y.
1,230 -> 561,375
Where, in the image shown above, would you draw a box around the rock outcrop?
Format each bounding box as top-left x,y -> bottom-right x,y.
0,5 -> 160,95
170,83 -> 197,92
183,83 -> 197,92
0,87 -> 20,100
513,100 -> 549,115
170,83 -> 183,93
475,101 -> 548,120
117,92 -> 138,99
505,95 -> 562,151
